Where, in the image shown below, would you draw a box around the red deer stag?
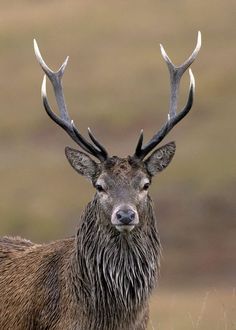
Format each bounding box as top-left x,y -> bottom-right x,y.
0,32 -> 201,329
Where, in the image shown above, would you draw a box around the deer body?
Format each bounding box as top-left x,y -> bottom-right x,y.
0,168 -> 160,330
0,33 -> 201,329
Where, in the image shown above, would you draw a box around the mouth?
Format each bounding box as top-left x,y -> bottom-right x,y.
115,224 -> 135,232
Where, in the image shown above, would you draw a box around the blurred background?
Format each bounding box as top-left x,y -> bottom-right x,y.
0,0 -> 235,329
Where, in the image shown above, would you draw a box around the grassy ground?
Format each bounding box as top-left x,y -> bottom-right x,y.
149,288 -> 236,330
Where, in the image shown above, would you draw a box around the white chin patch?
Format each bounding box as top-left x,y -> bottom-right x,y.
115,225 -> 135,232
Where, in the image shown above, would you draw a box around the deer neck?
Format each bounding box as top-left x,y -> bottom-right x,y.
71,198 -> 161,328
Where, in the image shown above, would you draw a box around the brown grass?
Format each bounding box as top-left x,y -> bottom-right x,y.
149,288 -> 236,330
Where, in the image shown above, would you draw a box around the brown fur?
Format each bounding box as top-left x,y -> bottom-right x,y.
0,146 -> 176,329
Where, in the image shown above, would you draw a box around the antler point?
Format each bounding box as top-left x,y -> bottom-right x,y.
189,68 -> 195,81
189,68 -> 195,91
198,31 -> 202,41
41,75 -> 47,97
160,44 -> 167,58
64,56 -> 69,66
194,31 -> 202,55
33,39 -> 40,57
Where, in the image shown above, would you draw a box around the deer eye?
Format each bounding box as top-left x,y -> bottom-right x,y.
95,184 -> 105,193
142,182 -> 150,191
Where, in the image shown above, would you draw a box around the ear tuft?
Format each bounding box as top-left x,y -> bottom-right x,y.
65,146 -> 98,181
145,141 -> 176,176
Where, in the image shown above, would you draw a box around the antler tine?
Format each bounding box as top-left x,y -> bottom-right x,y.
87,128 -> 108,158
34,39 -> 108,162
160,31 -> 201,119
134,32 -> 201,160
34,39 -> 70,122
134,130 -> 144,156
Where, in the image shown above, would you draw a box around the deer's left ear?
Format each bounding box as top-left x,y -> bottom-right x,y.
144,142 -> 176,176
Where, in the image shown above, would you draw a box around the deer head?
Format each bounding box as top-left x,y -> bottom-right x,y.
34,32 -> 201,233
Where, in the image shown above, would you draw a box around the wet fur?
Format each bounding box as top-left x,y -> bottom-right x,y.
0,196 -> 160,330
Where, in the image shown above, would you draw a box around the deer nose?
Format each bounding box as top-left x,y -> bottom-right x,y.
116,209 -> 136,225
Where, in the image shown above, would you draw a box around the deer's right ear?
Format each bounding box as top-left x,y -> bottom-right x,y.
65,147 -> 99,181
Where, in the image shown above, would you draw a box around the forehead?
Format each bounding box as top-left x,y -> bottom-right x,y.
98,156 -> 148,184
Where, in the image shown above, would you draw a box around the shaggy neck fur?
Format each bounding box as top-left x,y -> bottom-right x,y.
71,196 -> 161,329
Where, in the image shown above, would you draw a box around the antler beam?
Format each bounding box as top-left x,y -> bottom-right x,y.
134,31 -> 201,160
34,40 -> 108,162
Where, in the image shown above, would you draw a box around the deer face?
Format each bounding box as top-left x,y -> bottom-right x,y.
95,157 -> 149,232
65,142 -> 175,232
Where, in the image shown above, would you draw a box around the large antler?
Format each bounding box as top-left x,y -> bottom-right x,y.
33,40 -> 108,162
134,31 -> 201,160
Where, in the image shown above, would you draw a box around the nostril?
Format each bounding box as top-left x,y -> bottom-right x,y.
116,209 -> 136,225
129,211 -> 135,220
116,212 -> 122,220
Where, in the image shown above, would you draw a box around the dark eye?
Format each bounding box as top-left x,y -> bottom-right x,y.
95,184 -> 105,193
142,182 -> 150,191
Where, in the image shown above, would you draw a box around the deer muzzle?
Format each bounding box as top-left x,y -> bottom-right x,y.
111,205 -> 139,232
